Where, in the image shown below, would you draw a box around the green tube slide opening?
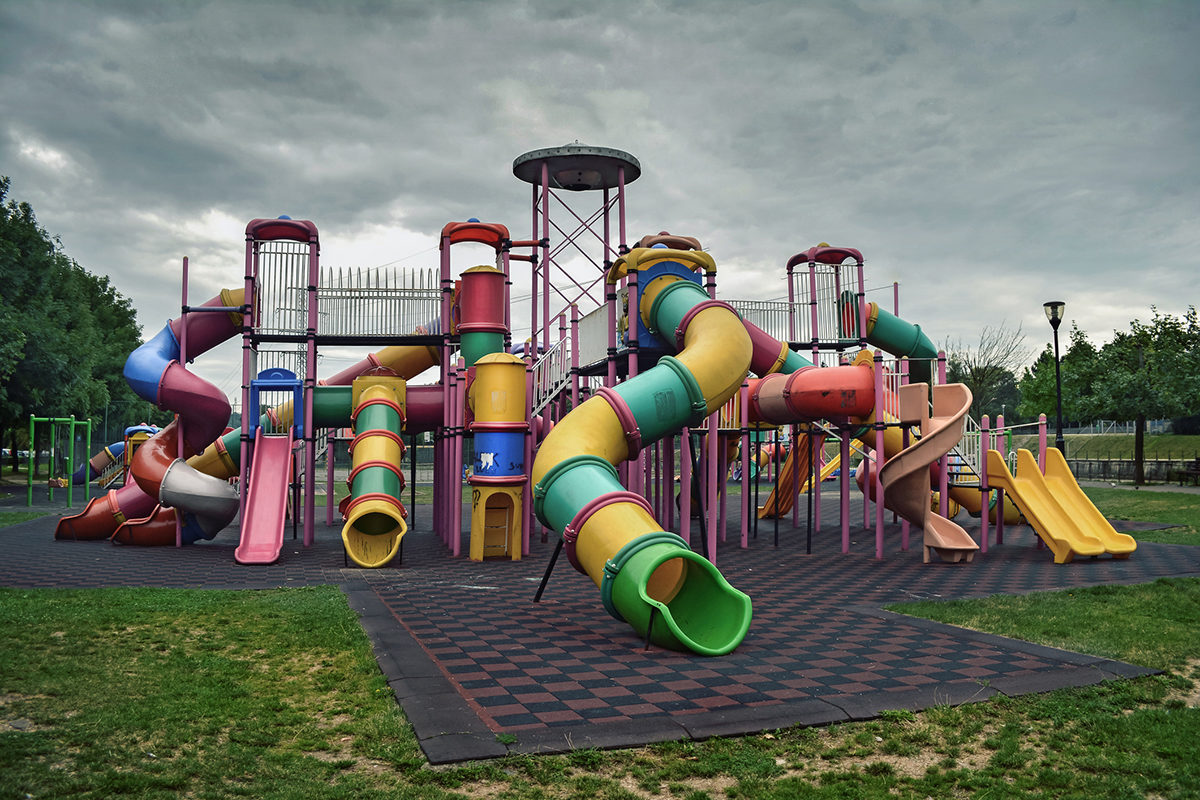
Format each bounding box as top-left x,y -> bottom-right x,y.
601,532 -> 753,656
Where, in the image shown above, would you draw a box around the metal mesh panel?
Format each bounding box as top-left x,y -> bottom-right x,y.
254,240 -> 311,336
728,300 -> 793,343
318,267 -> 441,338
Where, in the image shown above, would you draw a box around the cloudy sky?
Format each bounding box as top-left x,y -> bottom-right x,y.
3,0 -> 1197,403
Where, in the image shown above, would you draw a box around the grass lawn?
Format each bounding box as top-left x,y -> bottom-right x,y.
0,511 -> 47,527
2,582 -> 1198,798
1082,486 -> 1200,545
3,482 -> 1199,797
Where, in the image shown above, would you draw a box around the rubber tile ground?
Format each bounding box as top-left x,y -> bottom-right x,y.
3,493 -> 1194,763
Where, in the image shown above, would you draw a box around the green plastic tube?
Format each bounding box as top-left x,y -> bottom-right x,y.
601,532 -> 753,656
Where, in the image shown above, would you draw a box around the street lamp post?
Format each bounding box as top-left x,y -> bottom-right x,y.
1043,301 -> 1066,456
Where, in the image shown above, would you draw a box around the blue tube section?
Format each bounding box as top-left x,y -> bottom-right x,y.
473,430 -> 524,478
123,324 -> 180,404
180,511 -> 215,544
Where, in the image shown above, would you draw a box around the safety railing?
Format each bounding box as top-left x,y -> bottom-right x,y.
530,337 -> 572,417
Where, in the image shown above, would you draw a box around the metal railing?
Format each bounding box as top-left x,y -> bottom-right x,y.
728,300 -> 793,343
531,337 -> 572,417
317,267 -> 440,338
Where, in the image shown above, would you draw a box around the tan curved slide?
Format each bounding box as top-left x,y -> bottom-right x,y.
878,382 -> 979,563
985,448 -> 1134,563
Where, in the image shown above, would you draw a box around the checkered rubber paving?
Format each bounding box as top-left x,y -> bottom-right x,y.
2,492 -> 1195,762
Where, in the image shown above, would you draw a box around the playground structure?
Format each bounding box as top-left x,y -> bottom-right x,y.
51,143 -> 1134,655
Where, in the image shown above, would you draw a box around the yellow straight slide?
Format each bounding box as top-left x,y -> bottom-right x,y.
985,449 -> 1133,563
1042,448 -> 1135,559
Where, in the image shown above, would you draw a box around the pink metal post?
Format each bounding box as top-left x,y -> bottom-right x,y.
627,266 -> 641,495
707,412 -> 719,562
791,424 -> 801,529
899,357 -> 909,551
664,434 -> 675,532
178,256 -> 189,548
840,426 -> 851,553
857,262 -> 868,345
937,351 -> 950,519
717,435 -> 728,544
439,232 -> 454,546
531,181 -> 540,358
240,235 -> 255,539
326,436 -> 335,526
980,415 -> 990,553
453,360 -> 466,556
523,364 -> 534,554
570,305 -> 580,408
740,383 -> 751,548
680,426 -> 692,542
540,162 -> 551,354
786,258 -> 797,343
808,262 -> 820,365
995,414 -> 1005,545
873,350 -> 886,558
303,226 -> 319,547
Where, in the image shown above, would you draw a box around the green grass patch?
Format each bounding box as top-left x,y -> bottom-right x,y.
0,586 -> 507,798
0,511 -> 46,528
3,579 -> 1200,798
889,577 -> 1200,672
1083,486 -> 1200,544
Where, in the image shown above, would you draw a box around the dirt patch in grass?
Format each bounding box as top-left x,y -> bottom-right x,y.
1168,657 -> 1200,708
0,692 -> 51,732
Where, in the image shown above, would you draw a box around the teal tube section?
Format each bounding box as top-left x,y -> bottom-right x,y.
461,331 -> 506,368
865,305 -> 937,385
781,348 -> 812,374
314,386 -> 354,428
646,278 -> 708,338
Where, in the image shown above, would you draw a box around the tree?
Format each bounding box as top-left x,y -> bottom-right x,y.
1017,323 -> 1102,424
1094,307 -> 1200,483
944,322 -> 1030,422
0,177 -> 160,472
1019,309 -> 1200,484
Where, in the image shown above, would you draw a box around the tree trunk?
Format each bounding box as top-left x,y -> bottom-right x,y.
1134,412 -> 1146,485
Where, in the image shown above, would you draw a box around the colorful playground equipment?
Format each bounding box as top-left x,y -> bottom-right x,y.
51,143 -> 1132,656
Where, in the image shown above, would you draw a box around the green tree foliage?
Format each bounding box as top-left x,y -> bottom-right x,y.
1017,324 -> 1102,423
1018,308 -> 1200,483
0,177 -> 163,470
